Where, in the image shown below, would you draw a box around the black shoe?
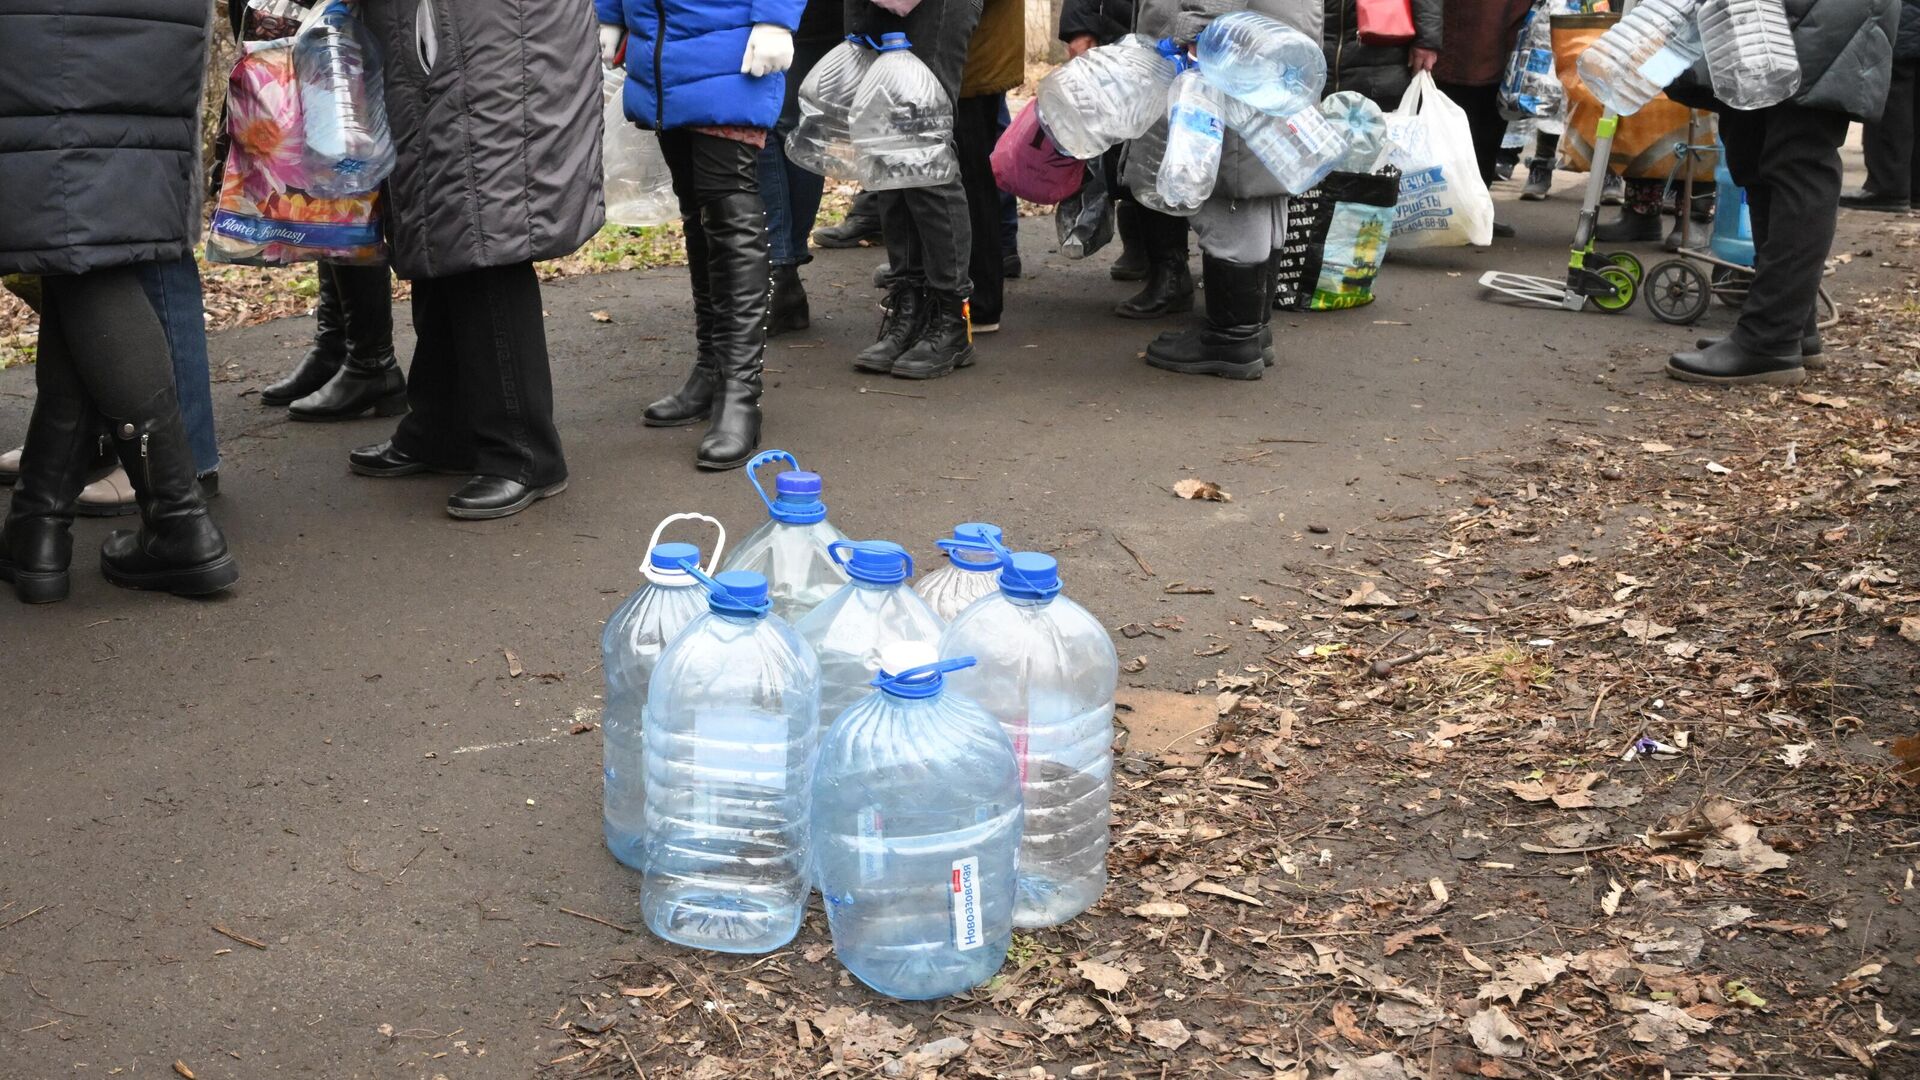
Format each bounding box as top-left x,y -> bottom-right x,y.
1663,221 -> 1685,253
855,282 -> 927,374
1666,338 -> 1806,386
646,215 -> 719,427
1494,161 -> 1516,183
1594,207 -> 1661,243
0,381 -> 99,604
1492,221 -> 1517,239
813,214 -> 882,248
99,386 -> 238,597
1144,256 -> 1266,380
260,265 -> 348,405
1002,253 -> 1024,280
1110,201 -> 1149,281
1696,331 -> 1825,370
349,440 -> 461,478
695,192 -> 767,471
445,475 -> 568,520
1115,209 -> 1194,318
289,264 -> 402,420
1520,162 -> 1552,201
892,292 -> 975,380
288,362 -> 407,421
768,263 -> 810,337
1839,187 -> 1911,213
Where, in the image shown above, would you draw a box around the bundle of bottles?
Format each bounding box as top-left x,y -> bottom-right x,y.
1576,0 -> 1801,118
599,451 -> 1120,1001
787,34 -> 960,190
281,0 -> 397,197
1033,14 -> 1392,215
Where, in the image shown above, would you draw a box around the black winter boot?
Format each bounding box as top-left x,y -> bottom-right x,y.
1595,205 -> 1663,243
645,215 -> 719,428
99,386 -> 239,596
1144,256 -> 1267,380
813,190 -> 883,248
892,292 -> 976,380
695,193 -> 767,471
855,282 -> 927,374
768,264 -> 810,336
261,264 -> 348,405
0,379 -> 99,603
289,263 -> 406,421
1110,201 -> 1149,281
1115,210 -> 1194,319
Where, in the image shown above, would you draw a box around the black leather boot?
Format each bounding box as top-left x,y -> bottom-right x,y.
260,264 -> 347,405
1110,201 -> 1149,282
695,192 -> 767,471
1115,210 -> 1194,319
1595,205 -> 1663,243
645,215 -> 719,427
892,291 -> 976,380
98,386 -> 238,596
1144,256 -> 1267,380
813,190 -> 883,248
854,281 -> 927,374
0,381 -> 99,603
768,263 -> 810,337
1666,338 -> 1806,386
289,264 -> 406,421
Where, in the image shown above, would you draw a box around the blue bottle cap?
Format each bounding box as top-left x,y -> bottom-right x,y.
875,32 -> 911,50
872,642 -> 976,700
707,570 -> 772,618
938,523 -> 1004,572
999,552 -> 1061,602
747,450 -> 828,525
829,540 -> 914,585
650,541 -> 700,572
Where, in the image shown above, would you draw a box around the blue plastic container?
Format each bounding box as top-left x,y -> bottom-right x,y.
1710,148 -> 1754,268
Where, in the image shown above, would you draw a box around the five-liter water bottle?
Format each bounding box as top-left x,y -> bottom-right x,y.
1576,0 -> 1704,117
601,514 -> 725,871
1194,12 -> 1328,117
1036,35 -> 1179,160
914,523 -> 1005,622
1697,0 -> 1802,111
788,37 -> 876,180
1322,91 -> 1389,175
641,568 -> 821,954
850,33 -> 958,191
794,541 -> 947,727
293,0 -> 395,196
941,551 -> 1117,928
1228,96 -> 1344,196
1157,69 -> 1227,213
812,643 -> 1024,1000
720,451 -> 850,625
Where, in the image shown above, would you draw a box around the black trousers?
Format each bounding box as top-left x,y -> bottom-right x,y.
1435,80 -> 1506,187
31,267 -> 178,422
391,261 -> 565,487
1863,58 -> 1920,201
956,94 -> 1005,323
1719,103 -> 1849,352
658,128 -> 762,215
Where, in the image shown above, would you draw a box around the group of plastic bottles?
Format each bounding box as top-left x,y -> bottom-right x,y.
1576,0 -> 1800,117
788,34 -> 958,190
599,451 -> 1120,1001
290,0 -> 395,196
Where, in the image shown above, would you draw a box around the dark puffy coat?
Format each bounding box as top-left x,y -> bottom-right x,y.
1322,0 -> 1443,107
597,0 -> 808,129
364,0 -> 607,281
1431,0 -> 1530,86
1060,0 -> 1136,44
0,0 -> 211,276
1895,0 -> 1919,61
1668,0 -> 1899,123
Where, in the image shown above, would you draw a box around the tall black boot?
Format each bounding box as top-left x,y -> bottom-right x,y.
0,380 -> 99,603
289,264 -> 407,421
98,386 -> 238,596
768,263 -> 810,337
1111,200 -> 1149,281
1115,210 -> 1194,319
695,193 -> 767,471
260,263 -> 347,405
892,291 -> 975,380
646,215 -> 719,427
854,281 -> 927,375
1144,256 -> 1266,380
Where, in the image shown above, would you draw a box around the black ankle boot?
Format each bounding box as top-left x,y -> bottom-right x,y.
768,263 -> 810,337
1145,256 -> 1267,380
1110,201 -> 1149,282
855,282 -> 927,374
98,387 -> 239,596
1595,205 -> 1663,243
646,215 -> 719,428
289,264 -> 406,421
0,383 -> 99,603
261,264 -> 347,405
695,193 -> 767,471
892,291 -> 976,380
1115,210 -> 1194,318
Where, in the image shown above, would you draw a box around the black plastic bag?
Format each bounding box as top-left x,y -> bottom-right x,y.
1272,167 -> 1400,312
1055,163 -> 1115,260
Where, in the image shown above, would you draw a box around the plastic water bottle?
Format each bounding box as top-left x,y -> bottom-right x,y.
812,643 -> 1023,1000
1696,0 -> 1802,111
914,523 -> 1004,623
601,70 -> 679,227
788,37 -> 876,180
1227,97 -> 1344,196
940,551 -> 1117,927
1157,69 -> 1226,213
1500,5 -> 1566,121
1194,12 -> 1327,117
1710,146 -> 1753,267
794,541 -> 947,727
1322,91 -> 1388,175
720,451 -> 850,625
600,514 -> 725,871
850,33 -> 958,191
640,568 -> 821,954
292,0 -> 395,196
1575,0 -> 1704,117
1036,35 -> 1179,160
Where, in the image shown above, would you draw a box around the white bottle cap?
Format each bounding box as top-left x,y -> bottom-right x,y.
878,641 -> 940,679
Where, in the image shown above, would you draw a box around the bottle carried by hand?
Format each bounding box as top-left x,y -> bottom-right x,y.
794,541 -> 947,727
292,0 -> 395,196
913,523 -> 1005,623
1157,69 -> 1227,213
1228,97 -> 1345,196
1322,91 -> 1389,175
1035,35 -> 1179,160
720,451 -> 850,625
1574,0 -> 1704,117
788,37 -> 876,180
850,33 -> 959,191
1696,0 -> 1801,111
1194,12 -> 1328,117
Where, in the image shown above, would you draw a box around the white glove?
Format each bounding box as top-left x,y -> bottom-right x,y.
599,23 -> 626,68
741,23 -> 795,77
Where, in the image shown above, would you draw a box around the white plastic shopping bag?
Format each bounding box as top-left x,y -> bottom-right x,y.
1383,72 -> 1494,249
602,70 -> 679,227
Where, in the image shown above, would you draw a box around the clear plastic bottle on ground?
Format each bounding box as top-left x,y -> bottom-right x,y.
940,551 -> 1117,927
1194,12 -> 1327,117
850,33 -> 958,191
1696,0 -> 1801,111
1574,0 -> 1704,117
788,37 -> 876,180
913,523 -> 1004,623
720,451 -> 850,625
1322,91 -> 1388,174
1228,97 -> 1345,195
794,541 -> 947,728
1157,69 -> 1227,213
1035,35 -> 1179,160
640,569 -> 821,954
600,514 -> 725,872
292,0 -> 395,196
812,643 -> 1023,1000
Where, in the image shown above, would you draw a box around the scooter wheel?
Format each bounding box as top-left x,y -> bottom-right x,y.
1602,250 -> 1644,284
1591,266 -> 1636,313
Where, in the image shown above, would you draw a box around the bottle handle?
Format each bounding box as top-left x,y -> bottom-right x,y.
644,512 -> 726,575
745,449 -> 801,518
870,655 -> 978,692
672,556 -> 771,616
982,534 -> 1048,594
828,540 -> 914,578
936,536 -> 1002,565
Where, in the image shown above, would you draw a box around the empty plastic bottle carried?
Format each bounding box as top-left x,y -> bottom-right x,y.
1228,96 -> 1345,196
640,568 -> 821,954
812,643 -> 1024,1000
850,33 -> 958,191
1194,12 -> 1327,117
1322,91 -> 1388,175
292,0 -> 395,196
795,541 -> 947,727
941,550 -> 1118,928
914,523 -> 1005,622
787,37 -> 876,180
1575,0 -> 1703,117
1696,0 -> 1801,111
601,69 -> 679,227
1035,35 -> 1180,160
601,514 -> 725,872
1157,68 -> 1227,213
720,451 -> 850,625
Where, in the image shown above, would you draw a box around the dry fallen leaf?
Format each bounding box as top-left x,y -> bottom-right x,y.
1341,581 -> 1399,609
1476,954 -> 1569,1006
1327,1052 -> 1415,1080
817,1008 -> 914,1059
1699,798 -> 1791,874
1137,1018 -> 1191,1050
1641,441 -> 1674,454
1130,900 -> 1190,919
1074,959 -> 1129,994
1330,1002 -> 1377,1047
1467,1007 -> 1527,1058
1899,616 -> 1920,644
1375,1001 -> 1445,1037
1192,880 -> 1264,906
1382,924 -> 1442,956
503,648 -> 524,678
173,1064 -> 196,1080
1460,946 -> 1495,974
1567,605 -> 1627,627
1502,770 -> 1601,809
1893,735 -> 1920,782
1799,391 -> 1850,408
1626,1000 -> 1711,1050
588,309 -> 613,323
1601,878 -> 1626,917
1038,997 -> 1101,1035
1621,618 -> 1677,641
1778,742 -> 1814,768
1172,478 -> 1232,502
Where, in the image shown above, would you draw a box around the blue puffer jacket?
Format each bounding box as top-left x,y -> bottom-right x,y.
597,0 -> 809,129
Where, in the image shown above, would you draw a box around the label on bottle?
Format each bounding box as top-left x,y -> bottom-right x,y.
950,856 -> 984,951
1170,104 -> 1224,143
858,807 -> 886,883
1285,110 -> 1336,156
1636,47 -> 1689,88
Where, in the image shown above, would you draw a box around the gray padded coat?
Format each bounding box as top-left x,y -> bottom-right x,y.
1669,0 -> 1899,123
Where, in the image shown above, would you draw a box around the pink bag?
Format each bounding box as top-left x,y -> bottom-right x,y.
1357,0 -> 1416,47
991,99 -> 1086,206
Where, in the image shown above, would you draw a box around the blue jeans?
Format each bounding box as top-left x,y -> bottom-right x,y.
136,256 -> 219,477
758,118 -> 828,268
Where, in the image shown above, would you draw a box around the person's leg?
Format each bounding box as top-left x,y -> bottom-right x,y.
1597,178 -> 1665,242
289,262 -> 406,420
260,262 -> 347,405
1853,58 -> 1917,206
956,94 -> 1005,330
758,136 -> 812,336
0,289 -> 100,602
814,189 -> 885,247
436,261 -> 567,510
1115,207 -> 1193,318
643,128 -> 726,428
994,93 -> 1021,274
855,188 -> 932,373
138,255 -> 218,478
1522,131 -> 1559,200
365,274 -> 475,474
1143,196 -> 1275,380
679,131 -> 770,469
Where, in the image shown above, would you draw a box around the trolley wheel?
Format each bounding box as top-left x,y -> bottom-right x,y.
1643,259 -> 1713,325
1591,266 -> 1637,313
1603,251 -> 1645,283
1711,265 -> 1751,308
